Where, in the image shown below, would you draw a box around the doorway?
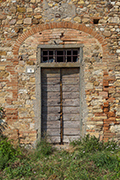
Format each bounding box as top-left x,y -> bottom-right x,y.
41,68 -> 80,144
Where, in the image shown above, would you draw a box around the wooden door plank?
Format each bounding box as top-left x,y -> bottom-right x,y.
62,77 -> 79,84
62,68 -> 80,143
41,129 -> 60,136
63,121 -> 80,128
42,121 -> 60,129
42,114 -> 60,121
64,128 -> 80,135
62,74 -> 79,78
62,99 -> 79,106
62,68 -> 79,75
63,92 -> 79,99
42,77 -> 60,84
42,99 -> 60,106
63,136 -> 80,143
63,107 -> 80,114
45,129 -> 60,136
42,91 -> 60,99
62,84 -> 79,92
42,68 -> 61,143
63,114 -> 79,121
42,106 -> 60,114
42,84 -> 60,91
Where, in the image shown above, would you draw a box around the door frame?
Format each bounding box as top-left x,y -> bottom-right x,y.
35,44 -> 84,142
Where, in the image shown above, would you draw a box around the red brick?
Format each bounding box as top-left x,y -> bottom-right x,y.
72,23 -> 80,30
99,91 -> 108,98
108,112 -> 115,118
108,97 -> 115,103
64,22 -> 72,28
104,102 -> 109,107
103,80 -> 109,87
104,108 -> 109,113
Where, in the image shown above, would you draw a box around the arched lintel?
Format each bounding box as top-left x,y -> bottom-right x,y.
13,22 -> 108,57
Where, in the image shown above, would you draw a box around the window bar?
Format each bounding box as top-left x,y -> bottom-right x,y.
47,50 -> 49,63
41,51 -> 43,62
71,49 -> 73,62
55,50 -> 57,62
66,50 -> 67,62
63,50 -> 65,62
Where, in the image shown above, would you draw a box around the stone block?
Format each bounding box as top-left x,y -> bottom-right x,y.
94,115 -> 107,120
74,16 -> 81,23
116,49 -> 120,54
103,31 -> 111,37
115,66 -> 120,71
34,15 -> 42,19
82,18 -> 90,23
93,81 -> 99,86
17,20 -> 23,24
109,17 -> 120,24
17,7 -> 26,13
0,66 -> 5,70
24,18 -> 32,25
0,97 -> 5,104
110,125 -> 120,133
0,70 -> 9,77
9,19 -> 16,25
78,0 -> 84,4
116,2 -> 120,6
33,18 -> 39,24
99,91 -> 108,98
34,7 -> 42,13
0,15 -> 6,20
86,83 -> 93,90
27,8 -> 33,13
31,0 -> 36,3
0,51 -> 6,56
10,7 -> 16,13
18,15 -> 23,19
93,109 -> 103,113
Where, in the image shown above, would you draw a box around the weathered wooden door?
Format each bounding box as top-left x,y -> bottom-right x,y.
41,68 -> 80,144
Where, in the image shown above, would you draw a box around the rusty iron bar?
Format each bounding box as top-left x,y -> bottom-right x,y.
60,69 -> 63,144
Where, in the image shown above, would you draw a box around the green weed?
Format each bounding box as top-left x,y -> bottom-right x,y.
91,152 -> 119,170
35,138 -> 53,157
70,134 -> 118,153
0,136 -> 21,170
0,135 -> 120,180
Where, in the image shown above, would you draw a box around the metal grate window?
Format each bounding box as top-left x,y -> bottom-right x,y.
41,49 -> 79,63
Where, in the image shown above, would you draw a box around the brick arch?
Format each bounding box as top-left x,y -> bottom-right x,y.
13,22 -> 108,57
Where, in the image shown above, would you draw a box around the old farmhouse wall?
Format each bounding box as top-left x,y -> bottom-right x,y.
0,0 -> 120,146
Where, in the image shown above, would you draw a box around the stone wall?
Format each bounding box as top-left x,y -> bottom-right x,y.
0,0 -> 120,145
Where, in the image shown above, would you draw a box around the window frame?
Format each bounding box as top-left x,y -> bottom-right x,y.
41,48 -> 79,63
